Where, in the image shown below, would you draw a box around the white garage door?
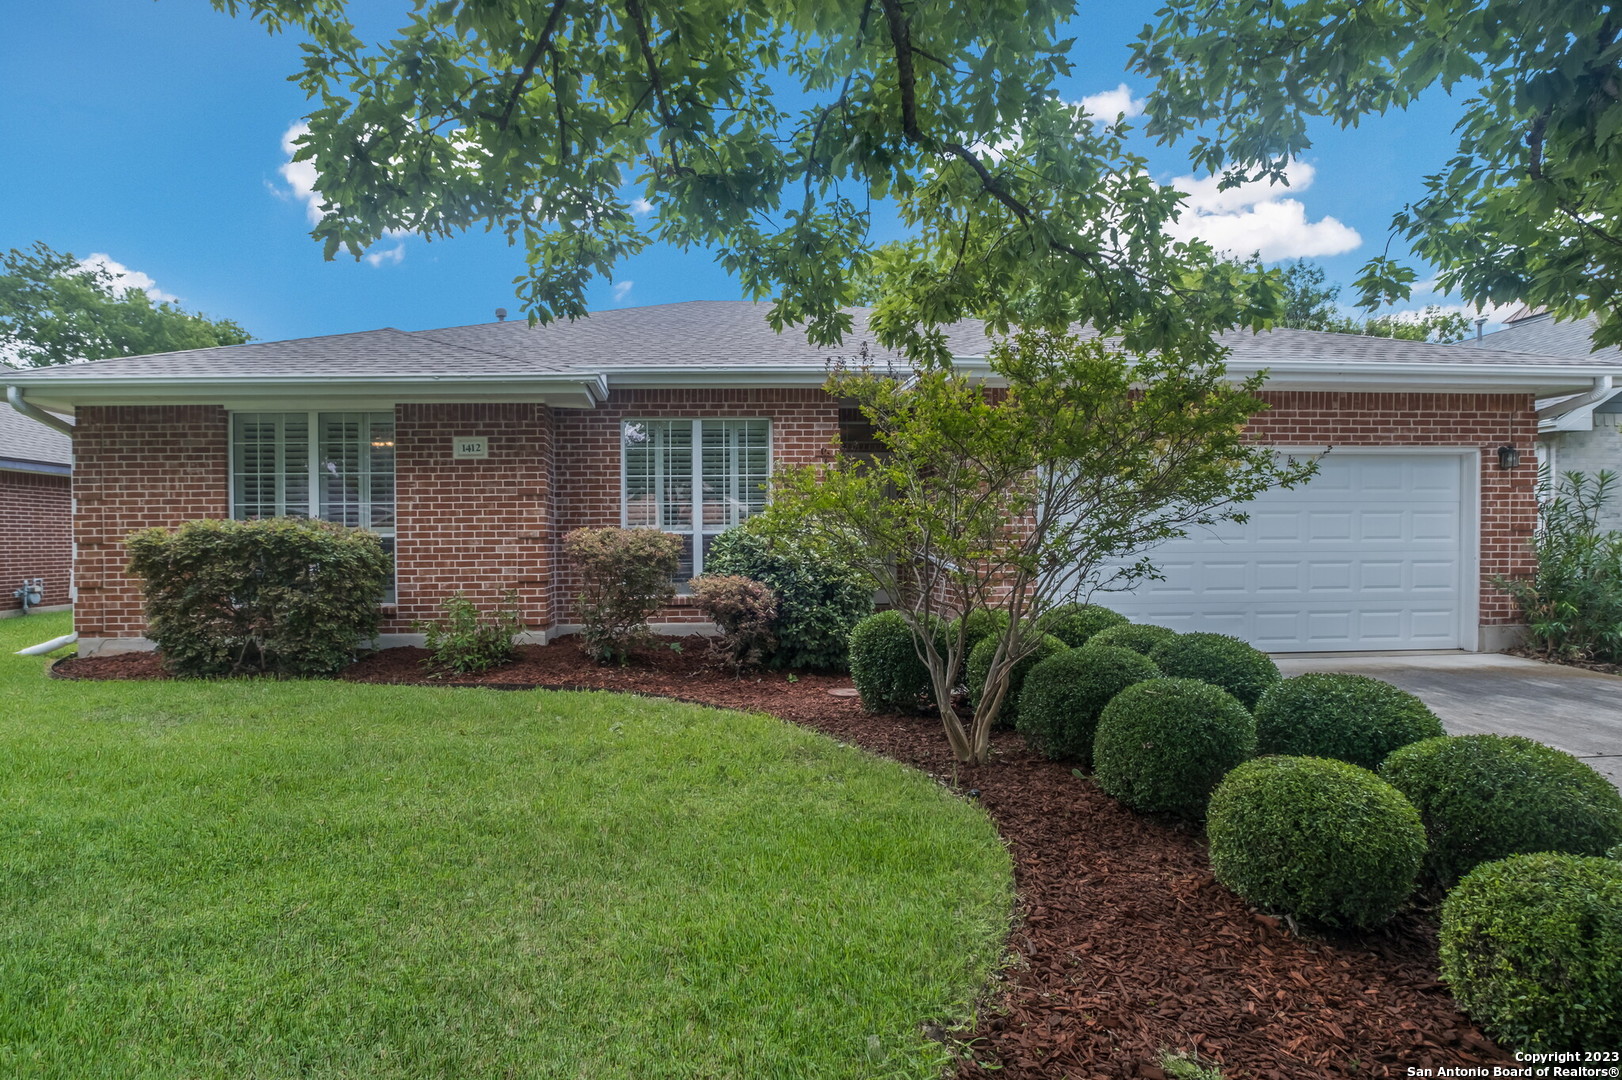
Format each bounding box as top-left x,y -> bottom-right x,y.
1100,452 -> 1469,652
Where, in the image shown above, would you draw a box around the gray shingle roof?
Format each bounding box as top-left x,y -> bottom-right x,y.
1461,313 -> 1620,361
0,404 -> 71,469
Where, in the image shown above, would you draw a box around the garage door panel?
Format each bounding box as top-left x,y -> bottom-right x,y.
1100,453 -> 1467,652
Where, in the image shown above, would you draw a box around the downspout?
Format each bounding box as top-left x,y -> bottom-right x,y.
5,385 -> 74,436
16,633 -> 76,656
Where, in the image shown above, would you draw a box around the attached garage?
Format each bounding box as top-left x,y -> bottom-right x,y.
1102,450 -> 1474,652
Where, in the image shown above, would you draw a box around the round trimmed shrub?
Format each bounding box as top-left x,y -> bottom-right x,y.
1380,734 -> 1622,887
1085,623 -> 1177,657
1207,756 -> 1425,929
1440,853 -> 1622,1053
1016,645 -> 1161,766
1044,603 -> 1128,648
1092,678 -> 1256,818
1149,632 -> 1280,709
848,611 -> 940,714
1253,673 -> 1444,770
966,632 -> 1067,728
946,609 -> 1009,657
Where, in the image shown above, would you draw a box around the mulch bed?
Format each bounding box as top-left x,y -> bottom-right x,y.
54,639 -> 1511,1079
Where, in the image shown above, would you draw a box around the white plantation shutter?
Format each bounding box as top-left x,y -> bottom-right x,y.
623,418 -> 770,581
231,413 -> 309,520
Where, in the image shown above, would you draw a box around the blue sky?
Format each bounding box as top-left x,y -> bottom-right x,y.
2,1 -> 1485,345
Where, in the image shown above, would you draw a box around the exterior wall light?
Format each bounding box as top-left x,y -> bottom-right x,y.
1498,445 -> 1521,470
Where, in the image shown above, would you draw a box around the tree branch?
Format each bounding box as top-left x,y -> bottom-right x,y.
500,0 -> 570,132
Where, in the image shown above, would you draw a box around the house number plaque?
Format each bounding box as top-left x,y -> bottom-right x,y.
452,436 -> 489,459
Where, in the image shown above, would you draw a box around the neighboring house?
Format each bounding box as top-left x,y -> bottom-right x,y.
1464,310 -> 1622,529
0,403 -> 72,616
5,301 -> 1619,656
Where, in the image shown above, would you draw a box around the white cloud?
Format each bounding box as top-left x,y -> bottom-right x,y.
1077,83 -> 1144,124
276,122 -> 323,225
363,242 -> 405,268
629,197 -> 653,216
611,281 -> 634,302
78,254 -> 179,303
1163,162 -> 1362,261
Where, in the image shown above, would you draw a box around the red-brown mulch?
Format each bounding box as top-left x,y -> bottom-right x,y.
53,639 -> 1512,1079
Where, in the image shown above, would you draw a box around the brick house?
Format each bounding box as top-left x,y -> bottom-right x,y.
6,301 -> 1618,656
0,403 -> 72,616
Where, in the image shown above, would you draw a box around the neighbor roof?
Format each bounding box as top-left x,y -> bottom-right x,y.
0,403 -> 71,473
1462,312 -> 1620,361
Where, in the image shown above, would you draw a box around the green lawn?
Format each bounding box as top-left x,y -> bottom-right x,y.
0,614 -> 1012,1079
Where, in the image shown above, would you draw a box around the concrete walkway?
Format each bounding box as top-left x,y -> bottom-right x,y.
1273,652 -> 1622,790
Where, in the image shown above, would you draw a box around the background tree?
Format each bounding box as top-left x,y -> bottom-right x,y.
0,242 -> 251,368
212,0 -> 1280,361
769,331 -> 1315,765
1269,259 -> 1472,343
1134,1 -> 1622,348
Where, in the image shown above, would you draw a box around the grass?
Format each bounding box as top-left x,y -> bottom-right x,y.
0,613 -> 1012,1079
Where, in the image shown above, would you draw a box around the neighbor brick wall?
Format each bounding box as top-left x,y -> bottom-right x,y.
552,388 -> 841,624
72,405 -> 228,638
0,470 -> 71,613
386,403 -> 556,634
1248,391 -> 1539,627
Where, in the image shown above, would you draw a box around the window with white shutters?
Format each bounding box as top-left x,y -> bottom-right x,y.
622,418 -> 770,581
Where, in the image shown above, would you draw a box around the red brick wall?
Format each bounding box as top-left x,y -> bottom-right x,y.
0,470 -> 71,613
1249,391 -> 1538,627
552,388 -> 841,623
72,405 -> 228,638
387,403 -> 556,633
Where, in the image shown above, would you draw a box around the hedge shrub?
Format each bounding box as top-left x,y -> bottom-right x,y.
1044,603 -> 1129,648
126,517 -> 391,677
1148,632 -> 1280,709
946,608 -> 1009,656
1253,673 -> 1445,770
1440,853 -> 1622,1053
1017,645 -> 1160,766
1207,756 -> 1426,929
966,632 -> 1067,728
419,592 -> 524,675
848,611 -> 941,713
1092,678 -> 1256,818
706,523 -> 871,670
564,527 -> 683,663
1085,623 -> 1177,657
690,574 -> 778,671
1381,734 -> 1622,887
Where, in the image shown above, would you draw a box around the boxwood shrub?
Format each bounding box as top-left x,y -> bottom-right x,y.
1085,623 -> 1177,657
126,517 -> 392,678
1253,673 -> 1444,770
1380,734 -> 1622,887
847,611 -> 942,713
1044,603 -> 1128,648
966,632 -> 1067,728
1206,756 -> 1426,929
1092,678 -> 1256,818
1016,645 -> 1160,766
706,523 -> 871,671
946,608 -> 1009,656
1148,632 -> 1280,709
1440,853 -> 1622,1053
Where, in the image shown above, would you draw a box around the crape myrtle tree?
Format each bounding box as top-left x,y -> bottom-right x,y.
211,0 -> 1284,361
769,330 -> 1316,766
1134,1 -> 1622,347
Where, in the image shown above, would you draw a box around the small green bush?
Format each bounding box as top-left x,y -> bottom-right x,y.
1381,734 -> 1622,887
1440,853 -> 1622,1053
418,592 -> 524,676
690,574 -> 778,671
126,517 -> 391,677
945,608 -> 1009,656
1148,632 -> 1280,709
1253,673 -> 1444,770
848,611 -> 941,713
1017,645 -> 1160,766
1207,756 -> 1425,929
1085,623 -> 1177,657
1044,603 -> 1128,648
1092,678 -> 1256,818
966,632 -> 1067,728
706,522 -> 871,670
564,527 -> 684,664
1498,470 -> 1622,663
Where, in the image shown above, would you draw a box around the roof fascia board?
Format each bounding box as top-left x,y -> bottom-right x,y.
0,459 -> 70,476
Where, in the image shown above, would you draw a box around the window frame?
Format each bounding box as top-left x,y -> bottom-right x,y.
619,416 -> 773,580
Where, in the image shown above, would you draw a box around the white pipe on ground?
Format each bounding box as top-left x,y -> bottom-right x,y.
16,632 -> 77,656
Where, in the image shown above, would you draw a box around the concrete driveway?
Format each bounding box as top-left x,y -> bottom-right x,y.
1273,652 -> 1622,791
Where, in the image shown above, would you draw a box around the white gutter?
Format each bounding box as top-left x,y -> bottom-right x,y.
16,632 -> 76,656
5,385 -> 74,436
1537,376 -> 1615,433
